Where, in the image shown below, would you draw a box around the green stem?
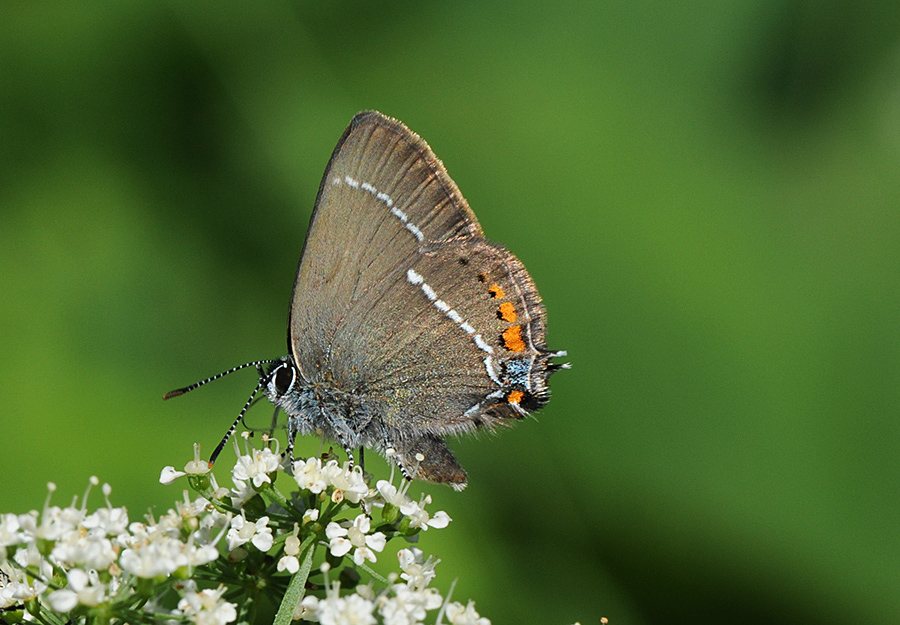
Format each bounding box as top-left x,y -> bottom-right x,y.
357,561 -> 389,585
273,534 -> 317,625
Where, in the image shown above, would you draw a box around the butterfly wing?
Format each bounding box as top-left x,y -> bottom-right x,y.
289,112 -> 564,487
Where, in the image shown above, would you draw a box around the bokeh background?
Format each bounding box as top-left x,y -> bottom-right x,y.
2,2 -> 899,623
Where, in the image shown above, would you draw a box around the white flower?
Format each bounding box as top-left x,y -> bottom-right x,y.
45,588 -> 78,612
326,514 -> 386,566
397,547 -> 439,590
232,447 -> 280,489
284,534 -> 301,557
50,527 -> 117,570
45,568 -> 107,611
376,480 -> 413,508
229,477 -> 256,507
160,466 -> 186,485
226,514 -> 273,552
13,543 -> 51,580
399,495 -> 451,531
177,494 -> 228,546
163,444 -> 212,483
175,582 -> 237,625
154,508 -> 184,534
292,457 -> 369,501
356,584 -> 376,601
0,513 -> 24,549
307,592 -> 376,625
297,594 -> 320,620
119,511 -> 222,578
321,460 -> 370,503
34,505 -> 84,542
83,505 -> 130,536
47,498 -> 123,570
184,443 -> 212,476
303,508 -> 320,524
277,531 -> 302,573
277,554 -> 299,573
0,562 -> 46,609
185,540 -> 222,568
446,600 -> 490,625
119,533 -> 187,578
378,584 -> 442,625
293,457 -> 327,493
13,510 -> 38,537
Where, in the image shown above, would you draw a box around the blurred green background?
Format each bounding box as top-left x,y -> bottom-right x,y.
2,2 -> 899,623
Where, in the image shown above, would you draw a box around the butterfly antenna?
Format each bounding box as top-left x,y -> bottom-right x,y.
162,360 -> 278,400
207,373 -> 272,468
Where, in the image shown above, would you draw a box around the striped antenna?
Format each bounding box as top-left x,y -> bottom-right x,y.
163,360 -> 277,400
163,359 -> 279,467
207,374 -> 270,467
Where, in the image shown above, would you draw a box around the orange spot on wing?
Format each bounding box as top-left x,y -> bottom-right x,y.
497,302 -> 517,322
502,325 -> 526,352
507,390 -> 524,404
488,283 -> 505,299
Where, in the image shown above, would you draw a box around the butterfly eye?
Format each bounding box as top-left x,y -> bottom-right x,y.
273,364 -> 296,395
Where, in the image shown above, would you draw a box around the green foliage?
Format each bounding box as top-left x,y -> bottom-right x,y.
2,2 -> 899,624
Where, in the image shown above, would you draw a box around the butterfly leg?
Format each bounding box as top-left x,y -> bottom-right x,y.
284,413 -> 301,474
319,405 -> 356,468
380,422 -> 413,482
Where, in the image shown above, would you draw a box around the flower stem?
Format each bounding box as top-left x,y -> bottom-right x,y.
273,533 -> 317,625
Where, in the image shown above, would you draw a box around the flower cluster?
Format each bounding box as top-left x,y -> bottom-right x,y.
297,549 -> 489,625
0,442 -> 486,624
0,478 -> 232,623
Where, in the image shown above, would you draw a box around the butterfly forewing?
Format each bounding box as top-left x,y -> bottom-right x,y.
290,112 -> 482,380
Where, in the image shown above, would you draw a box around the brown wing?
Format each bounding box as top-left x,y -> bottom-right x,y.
289,111 -> 554,434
